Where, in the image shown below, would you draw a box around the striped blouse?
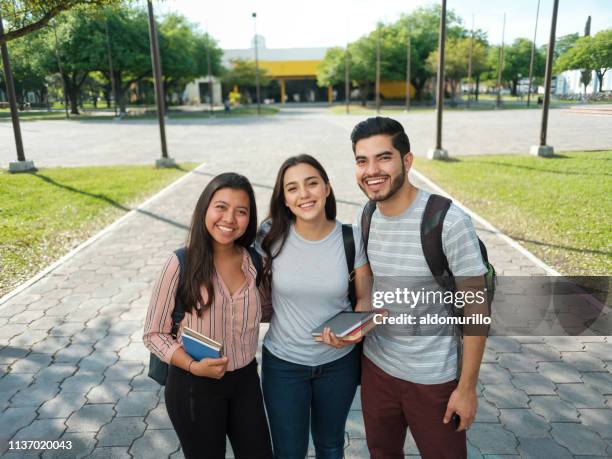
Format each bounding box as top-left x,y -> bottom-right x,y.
143,248 -> 264,372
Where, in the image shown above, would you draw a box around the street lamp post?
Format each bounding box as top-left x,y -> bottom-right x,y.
467,15 -> 474,109
206,32 -> 214,116
527,0 -> 541,107
345,47 -> 350,114
375,23 -> 381,114
105,16 -> 119,117
0,10 -> 34,172
147,0 -> 174,167
427,0 -> 448,160
252,12 -> 261,115
405,19 -> 411,112
530,0 -> 559,157
496,13 -> 506,109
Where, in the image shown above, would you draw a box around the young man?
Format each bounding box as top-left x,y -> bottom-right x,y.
351,117 -> 488,459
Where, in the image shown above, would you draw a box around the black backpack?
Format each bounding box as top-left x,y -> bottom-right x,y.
147,246 -> 263,385
360,194 -> 496,315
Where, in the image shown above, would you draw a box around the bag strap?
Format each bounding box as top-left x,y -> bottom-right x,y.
360,200 -> 377,255
420,194 -> 454,291
341,224 -> 357,310
170,247 -> 187,339
247,246 -> 263,287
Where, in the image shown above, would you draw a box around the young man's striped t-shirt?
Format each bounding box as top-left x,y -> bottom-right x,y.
357,188 -> 487,384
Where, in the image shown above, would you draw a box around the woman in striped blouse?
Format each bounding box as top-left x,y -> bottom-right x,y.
143,173 -> 272,459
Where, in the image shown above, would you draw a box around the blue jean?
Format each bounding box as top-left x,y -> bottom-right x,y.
262,346 -> 360,459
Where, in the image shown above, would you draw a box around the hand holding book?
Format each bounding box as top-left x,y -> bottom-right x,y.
182,327 -> 227,379
189,356 -> 228,379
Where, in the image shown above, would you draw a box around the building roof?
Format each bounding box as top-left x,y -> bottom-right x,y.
222,35 -> 328,67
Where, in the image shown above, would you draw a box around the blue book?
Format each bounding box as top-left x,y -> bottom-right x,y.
182,327 -> 223,361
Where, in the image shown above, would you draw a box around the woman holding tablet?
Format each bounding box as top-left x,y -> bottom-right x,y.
258,155 -> 372,458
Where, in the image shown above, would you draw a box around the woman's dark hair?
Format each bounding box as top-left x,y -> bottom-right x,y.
260,155 -> 336,290
179,172 -> 257,315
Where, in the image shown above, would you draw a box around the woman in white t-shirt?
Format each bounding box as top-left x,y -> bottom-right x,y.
257,154 -> 372,459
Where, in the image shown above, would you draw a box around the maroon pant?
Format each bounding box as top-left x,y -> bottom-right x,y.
361,356 -> 466,459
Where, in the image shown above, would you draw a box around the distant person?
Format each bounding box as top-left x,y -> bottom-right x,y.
224,99 -> 231,113
350,117 -> 488,459
257,154 -> 372,459
144,173 -> 272,459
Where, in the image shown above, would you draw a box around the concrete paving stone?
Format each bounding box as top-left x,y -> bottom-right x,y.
129,429 -> 180,459
478,363 -> 512,384
41,432 -> 97,459
0,324 -> 29,340
9,329 -> 50,348
107,321 -> 142,336
118,343 -> 148,361
543,336 -> 586,352
403,430 -> 419,455
345,410 -> 366,439
483,384 -> 529,409
583,342 -> 612,361
13,418 -> 66,441
144,403 -> 173,430
88,447 -> 131,458
72,328 -> 108,344
94,335 -> 131,351
475,399 -> 500,422
577,408 -> 612,439
521,344 -> 562,362
169,448 -> 185,459
516,437 -> 574,459
0,346 -> 30,364
104,361 -> 144,380
529,396 -> 580,422
39,288 -> 74,301
79,298 -> 111,312
551,422 -> 608,456
10,353 -> 53,374
78,352 -> 118,372
497,354 -> 538,373
65,404 -> 114,433
0,304 -> 26,318
536,361 -> 583,383
0,372 -> 34,394
557,383 -> 607,408
91,286 -> 121,299
130,375 -> 160,391
54,344 -> 93,364
498,409 -> 551,438
115,391 -> 159,417
580,372 -> 612,395
513,336 -> 545,344
467,423 -> 518,455
50,322 -> 85,337
3,293 -> 42,307
28,316 -> 63,330
481,347 -> 497,363
561,352 -> 607,372
9,309 -> 47,324
86,380 -> 131,404
0,406 -> 38,442
96,417 -> 147,447
38,391 -> 86,419
1,448 -> 40,458
30,336 -> 71,354
350,391 -> 361,411
44,304 -> 77,317
11,382 -> 59,407
60,373 -> 103,396
59,294 -> 93,306
510,373 -> 557,395
485,337 -> 522,353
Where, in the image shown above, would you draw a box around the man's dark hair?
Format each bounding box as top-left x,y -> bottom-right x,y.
350,117 -> 411,158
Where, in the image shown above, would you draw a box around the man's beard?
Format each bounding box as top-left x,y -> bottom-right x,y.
361,162 -> 406,202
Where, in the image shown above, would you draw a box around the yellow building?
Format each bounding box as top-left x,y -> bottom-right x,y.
222,36 -> 414,104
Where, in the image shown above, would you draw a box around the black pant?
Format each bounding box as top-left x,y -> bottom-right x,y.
165,359 -> 273,459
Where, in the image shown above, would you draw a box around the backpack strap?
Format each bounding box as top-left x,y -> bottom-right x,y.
341,224 -> 357,309
360,200 -> 377,255
170,247 -> 187,339
420,194 -> 454,291
247,246 -> 263,287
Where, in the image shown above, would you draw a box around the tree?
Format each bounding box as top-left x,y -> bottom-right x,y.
555,29 -> 612,94
222,58 -> 269,93
0,0 -> 120,43
316,46 -> 346,88
488,38 -> 545,96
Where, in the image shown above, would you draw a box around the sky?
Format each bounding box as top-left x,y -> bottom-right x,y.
155,0 -> 612,50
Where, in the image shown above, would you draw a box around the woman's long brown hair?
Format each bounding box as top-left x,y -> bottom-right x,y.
260,155 -> 336,291
179,173 -> 257,315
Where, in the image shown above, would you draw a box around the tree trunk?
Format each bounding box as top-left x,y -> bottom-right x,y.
475,75 -> 480,101
511,79 -> 518,97
413,78 -> 426,101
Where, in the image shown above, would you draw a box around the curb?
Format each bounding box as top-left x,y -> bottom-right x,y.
0,162 -> 207,308
410,168 -> 561,276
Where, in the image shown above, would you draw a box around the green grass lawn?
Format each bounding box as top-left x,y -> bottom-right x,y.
0,163 -> 197,297
413,151 -> 612,275
0,106 -> 278,122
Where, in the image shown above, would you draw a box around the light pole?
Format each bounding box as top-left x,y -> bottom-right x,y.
375,23 -> 381,114
147,0 -> 174,167
0,9 -> 34,172
427,0 -> 448,160
345,47 -> 350,114
252,12 -> 261,115
467,15 -> 474,109
530,0 -> 559,157
105,15 -> 119,117
206,31 -> 213,116
496,13 -> 506,109
405,19 -> 411,112
52,20 -> 69,119
527,0 -> 541,107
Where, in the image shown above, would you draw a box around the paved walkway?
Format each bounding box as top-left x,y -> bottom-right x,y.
2,107 -> 612,169
1,139 -> 611,457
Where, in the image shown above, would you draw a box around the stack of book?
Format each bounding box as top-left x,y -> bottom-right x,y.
311,310 -> 387,342
182,327 -> 223,360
